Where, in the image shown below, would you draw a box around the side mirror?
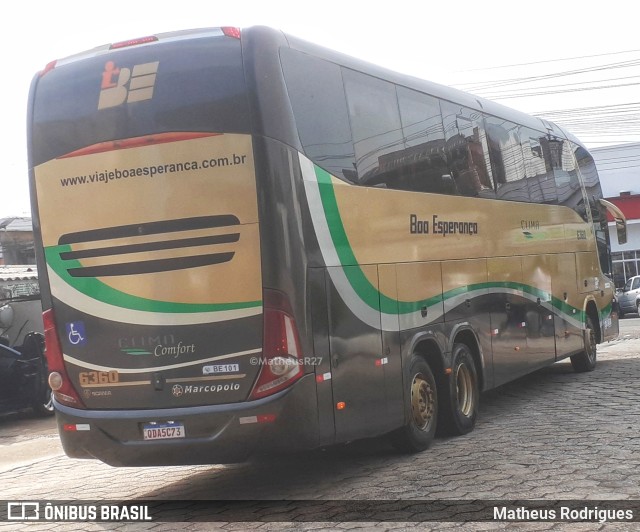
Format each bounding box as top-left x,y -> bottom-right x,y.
599,199 -> 627,245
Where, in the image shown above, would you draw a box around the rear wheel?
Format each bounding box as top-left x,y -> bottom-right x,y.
570,315 -> 597,372
439,343 -> 479,436
390,356 -> 437,452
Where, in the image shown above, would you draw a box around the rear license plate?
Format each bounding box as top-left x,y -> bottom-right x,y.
142,422 -> 185,441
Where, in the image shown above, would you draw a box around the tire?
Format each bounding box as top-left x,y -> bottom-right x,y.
390,356 -> 438,453
570,315 -> 597,372
438,343 -> 479,436
32,388 -> 55,417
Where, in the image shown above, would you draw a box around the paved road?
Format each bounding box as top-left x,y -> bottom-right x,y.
1,320 -> 639,530
0,412 -> 58,474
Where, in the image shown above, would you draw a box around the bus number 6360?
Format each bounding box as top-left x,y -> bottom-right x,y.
79,370 -> 119,386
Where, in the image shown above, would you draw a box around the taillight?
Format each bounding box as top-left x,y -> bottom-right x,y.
249,290 -> 303,400
43,309 -> 85,408
39,60 -> 57,77
109,35 -> 158,50
222,27 -> 241,39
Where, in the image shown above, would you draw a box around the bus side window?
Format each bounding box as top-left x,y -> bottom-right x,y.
485,117 -> 529,203
553,141 -> 588,222
521,127 -> 552,204
391,87 -> 451,194
343,69 -> 404,186
441,102 -> 495,199
536,135 -> 562,204
574,144 -> 601,222
280,48 -> 356,182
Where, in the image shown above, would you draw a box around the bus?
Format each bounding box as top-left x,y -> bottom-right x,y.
27,26 -> 626,466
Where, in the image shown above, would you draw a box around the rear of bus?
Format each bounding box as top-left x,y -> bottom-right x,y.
27,27 -> 316,466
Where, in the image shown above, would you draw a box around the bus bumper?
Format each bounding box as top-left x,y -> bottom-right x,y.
53,374 -> 319,466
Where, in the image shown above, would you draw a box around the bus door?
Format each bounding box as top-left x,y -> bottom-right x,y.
324,265 -> 394,442
522,255 -> 556,370
576,251 -> 601,294
552,254 -> 583,358
488,257 -> 529,386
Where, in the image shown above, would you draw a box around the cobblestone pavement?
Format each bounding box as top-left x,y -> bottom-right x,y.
1,334 -> 639,531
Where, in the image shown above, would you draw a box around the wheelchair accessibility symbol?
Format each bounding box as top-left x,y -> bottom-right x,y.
66,321 -> 87,346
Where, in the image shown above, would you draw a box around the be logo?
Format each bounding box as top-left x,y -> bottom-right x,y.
98,60 -> 159,110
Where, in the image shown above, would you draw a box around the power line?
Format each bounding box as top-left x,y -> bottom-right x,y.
456,48 -> 640,73
449,51 -> 640,147
482,81 -> 640,100
456,59 -> 640,91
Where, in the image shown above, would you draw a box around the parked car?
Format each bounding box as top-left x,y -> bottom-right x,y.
618,275 -> 640,319
0,332 -> 53,416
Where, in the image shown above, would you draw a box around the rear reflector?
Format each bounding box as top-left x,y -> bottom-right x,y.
239,414 -> 276,425
63,424 -> 91,432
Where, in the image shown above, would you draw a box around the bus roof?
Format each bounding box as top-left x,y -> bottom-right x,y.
41,24 -> 584,148
279,27 -> 583,146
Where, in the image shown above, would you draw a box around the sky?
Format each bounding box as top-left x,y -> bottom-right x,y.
4,0 -> 640,216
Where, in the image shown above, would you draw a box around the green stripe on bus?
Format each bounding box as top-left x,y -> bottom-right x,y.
313,164 -> 587,322
315,166 -> 417,313
45,245 -> 262,313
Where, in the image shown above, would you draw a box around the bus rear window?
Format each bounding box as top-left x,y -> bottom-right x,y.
30,34 -> 250,166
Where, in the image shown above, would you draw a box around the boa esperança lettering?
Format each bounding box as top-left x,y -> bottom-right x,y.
410,214 -> 478,237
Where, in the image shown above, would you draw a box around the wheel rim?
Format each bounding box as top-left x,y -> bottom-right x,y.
410,372 -> 435,431
455,363 -> 474,417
